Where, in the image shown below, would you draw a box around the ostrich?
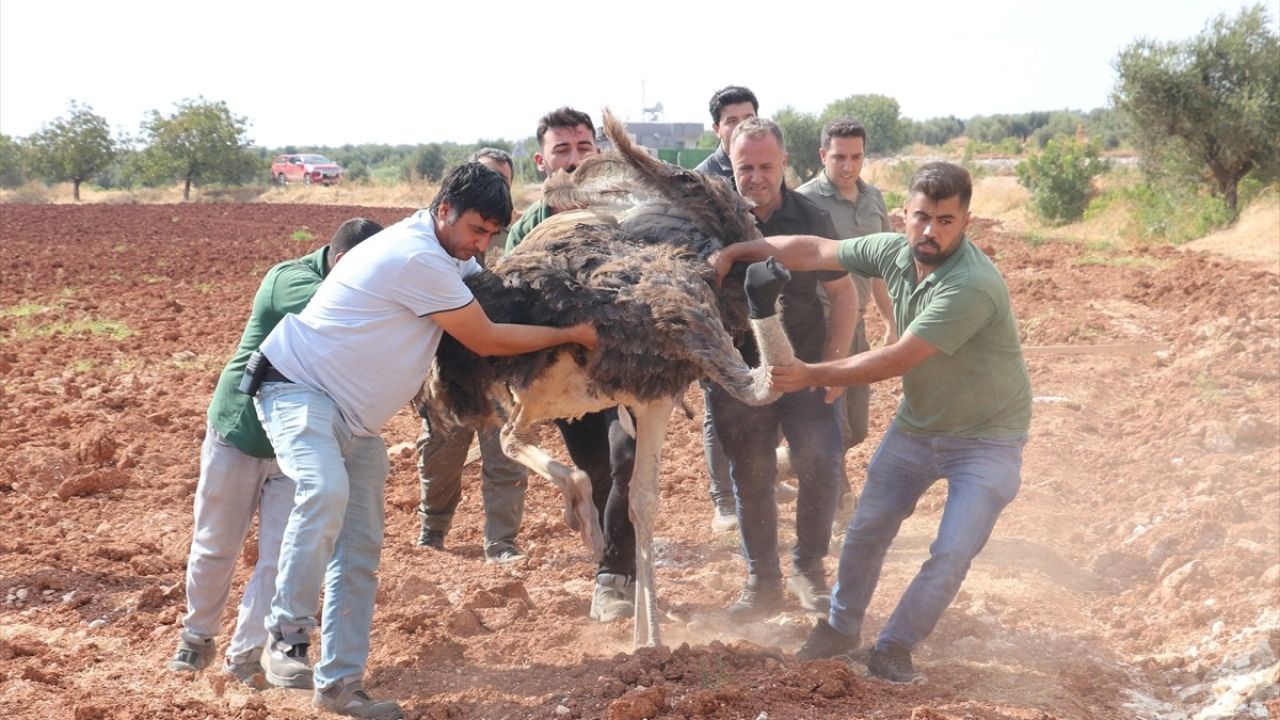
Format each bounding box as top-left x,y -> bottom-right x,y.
421,110 -> 795,647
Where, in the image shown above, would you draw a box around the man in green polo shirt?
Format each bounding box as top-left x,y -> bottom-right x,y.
709,161 -> 1031,685
505,107 -> 598,252
166,217 -> 383,684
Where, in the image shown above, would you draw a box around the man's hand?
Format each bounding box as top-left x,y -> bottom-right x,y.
770,363 -> 817,394
823,385 -> 846,404
567,322 -> 598,351
707,249 -> 734,288
882,323 -> 899,346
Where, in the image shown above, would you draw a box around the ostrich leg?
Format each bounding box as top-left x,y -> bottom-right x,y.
629,397 -> 676,648
498,412 -> 604,560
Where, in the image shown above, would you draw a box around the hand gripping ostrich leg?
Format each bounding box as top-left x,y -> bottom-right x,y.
629,397 -> 677,648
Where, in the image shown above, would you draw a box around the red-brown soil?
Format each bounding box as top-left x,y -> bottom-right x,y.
1,203 -> 1277,720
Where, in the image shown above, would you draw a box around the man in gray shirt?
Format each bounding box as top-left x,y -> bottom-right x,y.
796,118 -> 897,523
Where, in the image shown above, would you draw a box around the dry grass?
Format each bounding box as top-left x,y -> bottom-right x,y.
5,173 -> 1272,272
1,179 -> 546,210
256,180 -> 436,208
969,176 -> 1031,226
1184,189 -> 1280,273
0,182 -> 260,205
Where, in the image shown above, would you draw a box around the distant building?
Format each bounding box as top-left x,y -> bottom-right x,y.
623,122 -> 706,150
606,121 -> 714,169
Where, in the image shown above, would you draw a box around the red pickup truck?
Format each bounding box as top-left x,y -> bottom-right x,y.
271,154 -> 343,186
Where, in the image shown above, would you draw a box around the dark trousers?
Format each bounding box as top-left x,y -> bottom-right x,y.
555,410 -> 635,579
838,320 -> 871,452
709,384 -> 843,579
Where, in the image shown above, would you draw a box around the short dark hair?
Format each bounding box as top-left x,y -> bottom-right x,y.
821,118 -> 867,149
909,162 -> 973,210
708,86 -> 759,124
470,147 -> 514,175
535,107 -> 595,147
430,161 -> 513,226
329,217 -> 383,256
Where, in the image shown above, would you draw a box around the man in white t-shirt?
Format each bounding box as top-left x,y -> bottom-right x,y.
254,162 -> 597,719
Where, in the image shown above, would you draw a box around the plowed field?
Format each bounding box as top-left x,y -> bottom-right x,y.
1,203 -> 1276,720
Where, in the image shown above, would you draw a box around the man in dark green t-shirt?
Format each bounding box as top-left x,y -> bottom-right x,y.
167,218 -> 383,683
711,162 -> 1031,685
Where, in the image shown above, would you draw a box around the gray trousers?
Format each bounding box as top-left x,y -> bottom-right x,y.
839,320 -> 871,452
416,418 -> 528,552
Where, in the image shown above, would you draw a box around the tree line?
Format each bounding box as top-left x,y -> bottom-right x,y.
0,98 -> 1124,198
2,4 -> 1275,222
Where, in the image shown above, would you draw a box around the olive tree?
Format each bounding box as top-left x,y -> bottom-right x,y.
135,98 -> 257,200
1113,4 -> 1280,214
27,101 -> 116,201
0,133 -> 30,188
774,106 -> 823,182
819,95 -> 907,155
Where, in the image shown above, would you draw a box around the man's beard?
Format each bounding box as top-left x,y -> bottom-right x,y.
911,238 -> 961,266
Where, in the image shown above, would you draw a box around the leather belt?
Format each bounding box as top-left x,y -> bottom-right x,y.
263,366 -> 293,384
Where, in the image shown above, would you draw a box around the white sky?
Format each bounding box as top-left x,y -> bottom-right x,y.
0,0 -> 1270,148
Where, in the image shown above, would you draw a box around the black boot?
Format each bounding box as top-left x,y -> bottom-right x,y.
796,619 -> 861,661
727,574 -> 784,622
417,528 -> 445,550
867,642 -> 926,685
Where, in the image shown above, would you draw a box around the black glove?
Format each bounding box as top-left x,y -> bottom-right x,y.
744,257 -> 791,319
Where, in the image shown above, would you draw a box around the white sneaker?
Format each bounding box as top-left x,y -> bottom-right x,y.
589,573 -> 635,622
775,481 -> 798,504
166,634 -> 215,673
711,507 -> 739,532
314,679 -> 403,719
263,630 -> 312,689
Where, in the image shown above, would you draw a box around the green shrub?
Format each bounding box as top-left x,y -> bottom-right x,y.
1088,183 -> 1233,245
1016,137 -> 1109,223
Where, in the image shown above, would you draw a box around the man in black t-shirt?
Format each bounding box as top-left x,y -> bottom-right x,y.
711,118 -> 856,621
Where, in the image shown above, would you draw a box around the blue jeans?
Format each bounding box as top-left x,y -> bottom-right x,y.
708,383 -> 843,578
255,382 -> 390,688
829,422 -> 1026,651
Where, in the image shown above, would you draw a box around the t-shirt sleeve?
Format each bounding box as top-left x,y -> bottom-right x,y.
906,285 -> 996,355
388,251 -> 474,316
837,232 -> 897,278
270,265 -> 324,315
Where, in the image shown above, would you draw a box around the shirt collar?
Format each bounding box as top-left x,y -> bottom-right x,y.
816,172 -> 868,201
318,246 -> 332,278
756,183 -> 800,227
